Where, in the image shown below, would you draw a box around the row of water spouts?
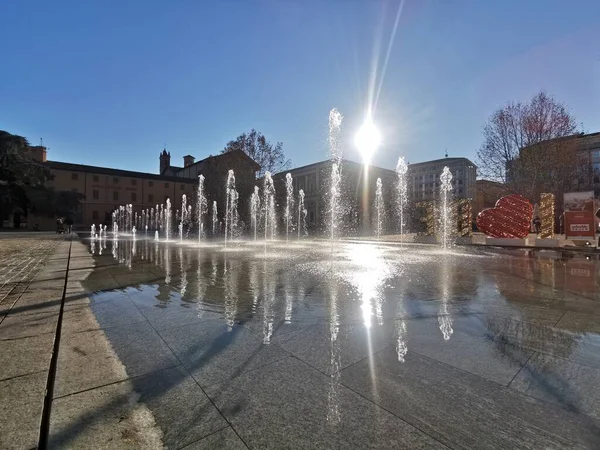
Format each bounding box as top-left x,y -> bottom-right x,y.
108,168 -> 308,245
328,109 -> 451,246
103,106 -> 451,247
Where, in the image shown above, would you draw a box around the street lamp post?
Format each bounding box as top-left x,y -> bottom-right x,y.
355,114 -> 381,236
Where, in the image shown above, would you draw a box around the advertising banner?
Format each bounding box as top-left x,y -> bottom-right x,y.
564,191 -> 596,240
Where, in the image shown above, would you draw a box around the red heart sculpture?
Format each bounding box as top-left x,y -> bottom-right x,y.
476,194 -> 533,238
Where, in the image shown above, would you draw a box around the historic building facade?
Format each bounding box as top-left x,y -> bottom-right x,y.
25,146 -> 259,230
273,159 -> 397,235
407,157 -> 477,202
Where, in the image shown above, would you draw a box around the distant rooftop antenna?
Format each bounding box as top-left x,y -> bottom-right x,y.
445,149 -> 448,158
40,138 -> 43,147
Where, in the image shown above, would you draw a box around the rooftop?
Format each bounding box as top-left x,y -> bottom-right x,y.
45,161 -> 198,183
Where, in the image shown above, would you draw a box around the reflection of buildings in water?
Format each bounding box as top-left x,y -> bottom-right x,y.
155,279 -> 172,304
262,263 -> 276,344
494,255 -> 599,306
438,255 -> 453,341
223,257 -> 239,331
485,316 -> 580,362
327,281 -> 341,425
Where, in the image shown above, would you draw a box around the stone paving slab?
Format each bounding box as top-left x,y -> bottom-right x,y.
0,234 -> 69,448
182,427 -> 247,449
339,347 -> 600,449
206,356 -> 446,449
0,370 -> 47,450
510,352 -> 600,420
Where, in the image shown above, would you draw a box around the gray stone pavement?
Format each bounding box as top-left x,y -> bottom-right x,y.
0,233 -> 68,449
2,234 -> 600,449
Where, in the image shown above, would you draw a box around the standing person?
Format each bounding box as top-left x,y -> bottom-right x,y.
533,216 -> 541,234
65,217 -> 73,233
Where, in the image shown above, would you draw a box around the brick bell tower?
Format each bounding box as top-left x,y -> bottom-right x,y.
159,148 -> 171,175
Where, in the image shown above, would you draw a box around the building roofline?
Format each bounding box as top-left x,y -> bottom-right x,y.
45,161 -> 197,183
520,132 -> 600,151
177,148 -> 261,172
408,157 -> 477,168
273,158 -> 396,177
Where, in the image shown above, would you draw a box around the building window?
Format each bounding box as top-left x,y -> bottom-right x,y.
92,190 -> 99,200
164,183 -> 169,188
93,175 -> 100,182
113,191 -> 118,201
113,177 -> 119,184
148,194 -> 153,203
92,210 -> 99,220
180,184 -> 185,190
131,193 -> 137,202
148,181 -> 154,187
131,179 -> 137,185
71,173 -> 78,180
592,150 -> 600,159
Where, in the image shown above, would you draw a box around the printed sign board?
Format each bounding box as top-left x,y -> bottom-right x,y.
564,192 -> 596,240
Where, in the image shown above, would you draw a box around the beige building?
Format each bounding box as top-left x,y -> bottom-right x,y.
407,157 -> 477,202
273,159 -> 396,235
24,146 -> 258,231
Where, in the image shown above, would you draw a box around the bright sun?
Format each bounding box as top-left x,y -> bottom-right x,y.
354,116 -> 381,164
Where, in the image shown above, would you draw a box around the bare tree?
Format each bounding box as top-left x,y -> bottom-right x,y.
222,129 -> 290,178
477,91 -> 578,201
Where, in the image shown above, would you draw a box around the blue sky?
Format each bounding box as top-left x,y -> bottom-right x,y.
1,0 -> 599,174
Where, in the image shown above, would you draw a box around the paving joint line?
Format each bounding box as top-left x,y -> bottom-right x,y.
38,236 -> 73,449
125,290 -> 252,449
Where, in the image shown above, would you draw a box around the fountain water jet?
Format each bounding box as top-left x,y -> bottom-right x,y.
285,173 -> 294,242
395,157 -> 408,245
328,108 -> 343,242
440,166 -> 453,250
197,175 -> 208,242
212,201 -> 218,236
165,199 -> 172,241
375,178 -> 383,240
224,170 -> 238,246
181,194 -> 187,237
250,186 -> 260,241
263,172 -> 276,245
298,189 -> 306,240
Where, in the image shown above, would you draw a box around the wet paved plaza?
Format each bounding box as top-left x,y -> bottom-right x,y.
2,234 -> 600,448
